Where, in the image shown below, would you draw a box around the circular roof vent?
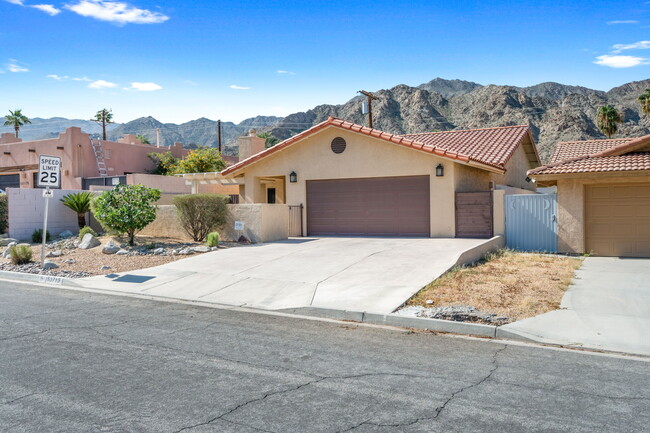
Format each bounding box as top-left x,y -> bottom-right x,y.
331,137 -> 347,154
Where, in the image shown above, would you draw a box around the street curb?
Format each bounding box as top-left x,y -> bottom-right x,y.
279,307 -> 497,338
0,270 -> 81,288
495,327 -> 539,343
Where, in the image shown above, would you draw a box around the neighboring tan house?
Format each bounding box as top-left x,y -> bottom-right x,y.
0,128 -> 189,190
528,134 -> 650,257
220,117 -> 540,238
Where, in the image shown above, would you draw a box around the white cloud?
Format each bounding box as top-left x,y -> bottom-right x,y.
30,4 -> 61,15
88,79 -> 118,89
5,0 -> 24,5
607,20 -> 639,25
277,70 -> 296,75
230,84 -> 251,90
594,54 -> 649,68
47,74 -> 69,80
7,59 -> 29,72
72,76 -> 92,81
65,1 -> 169,25
129,81 -> 162,91
612,40 -> 650,53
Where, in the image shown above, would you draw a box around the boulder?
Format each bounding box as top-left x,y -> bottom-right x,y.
58,230 -> 74,239
192,246 -> 211,253
0,238 -> 18,246
63,259 -> 76,264
152,247 -> 166,255
45,250 -> 63,258
177,248 -> 193,255
78,234 -> 100,250
100,265 -> 111,271
2,241 -> 17,258
42,260 -> 59,270
115,249 -> 129,256
102,241 -> 120,255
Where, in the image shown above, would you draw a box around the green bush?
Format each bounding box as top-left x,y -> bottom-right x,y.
206,232 -> 220,247
0,194 -> 7,233
78,226 -> 98,240
60,191 -> 95,228
173,194 -> 229,242
91,184 -> 161,245
10,244 -> 32,265
32,229 -> 51,243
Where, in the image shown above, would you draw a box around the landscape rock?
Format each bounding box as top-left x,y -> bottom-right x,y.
45,250 -> 63,258
100,265 -> 111,271
192,246 -> 211,253
102,241 -> 120,255
2,242 -> 17,258
42,260 -> 59,270
58,230 -> 74,239
78,234 -> 100,250
0,238 -> 18,246
152,247 -> 166,255
177,248 -> 193,255
63,259 -> 76,264
115,249 -> 129,255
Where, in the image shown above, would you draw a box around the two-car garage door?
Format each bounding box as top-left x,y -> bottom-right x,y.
306,176 -> 430,236
585,184 -> 650,257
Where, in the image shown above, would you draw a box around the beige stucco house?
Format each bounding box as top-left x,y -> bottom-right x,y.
528,134 -> 650,257
221,117 -> 540,238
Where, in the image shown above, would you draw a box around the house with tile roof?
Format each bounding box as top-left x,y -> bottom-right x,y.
528,134 -> 650,257
220,117 -> 540,239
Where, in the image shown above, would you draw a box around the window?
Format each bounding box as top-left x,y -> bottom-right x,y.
267,188 -> 276,204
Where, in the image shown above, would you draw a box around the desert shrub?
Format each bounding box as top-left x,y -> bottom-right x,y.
78,226 -> 98,240
173,194 -> 229,242
10,244 -> 32,265
0,194 -> 7,233
60,191 -> 95,228
206,231 -> 220,247
91,184 -> 161,245
32,229 -> 51,243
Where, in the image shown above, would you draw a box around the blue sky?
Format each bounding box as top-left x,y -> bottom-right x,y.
1,0 -> 649,123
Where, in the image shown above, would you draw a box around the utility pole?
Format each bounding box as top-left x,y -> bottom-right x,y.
156,128 -> 161,148
358,90 -> 379,128
217,119 -> 222,153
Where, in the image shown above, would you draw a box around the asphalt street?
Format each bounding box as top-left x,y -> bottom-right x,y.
1,282 -> 649,433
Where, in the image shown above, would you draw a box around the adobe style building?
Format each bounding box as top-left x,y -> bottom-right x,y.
0,128 -> 189,190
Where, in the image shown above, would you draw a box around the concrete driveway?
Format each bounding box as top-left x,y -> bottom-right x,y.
74,237 -> 500,314
501,257 -> 650,356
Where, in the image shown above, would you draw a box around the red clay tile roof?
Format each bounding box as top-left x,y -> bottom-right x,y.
550,138 -> 635,163
529,133 -> 650,176
400,125 -> 533,168
223,117 -> 534,175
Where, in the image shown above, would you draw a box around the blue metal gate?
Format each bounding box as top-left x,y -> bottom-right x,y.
505,194 -> 557,252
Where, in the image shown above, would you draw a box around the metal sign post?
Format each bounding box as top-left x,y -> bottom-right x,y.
37,155 -> 61,268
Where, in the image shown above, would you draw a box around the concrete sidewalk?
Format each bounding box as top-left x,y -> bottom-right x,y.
73,236 -> 502,314
500,257 -> 650,356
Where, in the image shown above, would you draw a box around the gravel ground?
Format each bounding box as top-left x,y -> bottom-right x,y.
0,235 -> 240,277
396,305 -> 512,325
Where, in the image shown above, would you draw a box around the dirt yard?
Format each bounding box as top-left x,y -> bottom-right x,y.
404,250 -> 583,323
0,235 -> 236,277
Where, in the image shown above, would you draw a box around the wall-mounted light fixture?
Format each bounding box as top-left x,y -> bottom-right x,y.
289,171 -> 297,183
436,164 -> 444,177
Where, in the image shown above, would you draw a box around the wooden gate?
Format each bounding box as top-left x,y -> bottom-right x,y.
455,192 -> 493,238
288,204 -> 303,237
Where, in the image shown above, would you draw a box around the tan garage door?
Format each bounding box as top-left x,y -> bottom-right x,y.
306,176 -> 430,236
585,184 -> 650,257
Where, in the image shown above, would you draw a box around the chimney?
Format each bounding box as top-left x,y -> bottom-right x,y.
237,129 -> 265,161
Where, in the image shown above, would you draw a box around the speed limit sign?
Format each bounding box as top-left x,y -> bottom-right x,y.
38,155 -> 62,189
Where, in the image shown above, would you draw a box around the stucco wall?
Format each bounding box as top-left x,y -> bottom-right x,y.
127,173 -> 191,194
490,143 -> 537,191
139,204 -> 288,243
231,126 -> 461,237
556,174 -> 650,254
8,188 -> 86,241
454,163 -> 491,192
493,189 -> 505,236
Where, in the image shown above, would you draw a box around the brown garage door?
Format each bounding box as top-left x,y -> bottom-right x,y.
306,176 -> 430,236
585,184 -> 650,257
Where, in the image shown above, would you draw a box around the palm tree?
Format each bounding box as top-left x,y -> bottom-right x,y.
257,131 -> 280,148
60,191 -> 94,229
596,105 -> 622,138
3,109 -> 31,138
91,108 -> 113,140
638,89 -> 650,118
135,134 -> 150,144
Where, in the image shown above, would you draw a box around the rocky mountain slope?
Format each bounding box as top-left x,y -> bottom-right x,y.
0,117 -> 119,141
269,78 -> 650,162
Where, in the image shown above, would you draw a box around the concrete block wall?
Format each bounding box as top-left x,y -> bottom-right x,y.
8,188 -> 85,241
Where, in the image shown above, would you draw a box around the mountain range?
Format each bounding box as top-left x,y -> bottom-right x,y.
2,78 -> 649,163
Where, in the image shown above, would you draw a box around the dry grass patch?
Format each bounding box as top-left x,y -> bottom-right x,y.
406,250 -> 582,321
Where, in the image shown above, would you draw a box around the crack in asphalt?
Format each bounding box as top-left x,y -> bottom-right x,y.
2,393 -> 38,405
334,344 -> 508,432
0,320 -> 137,342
